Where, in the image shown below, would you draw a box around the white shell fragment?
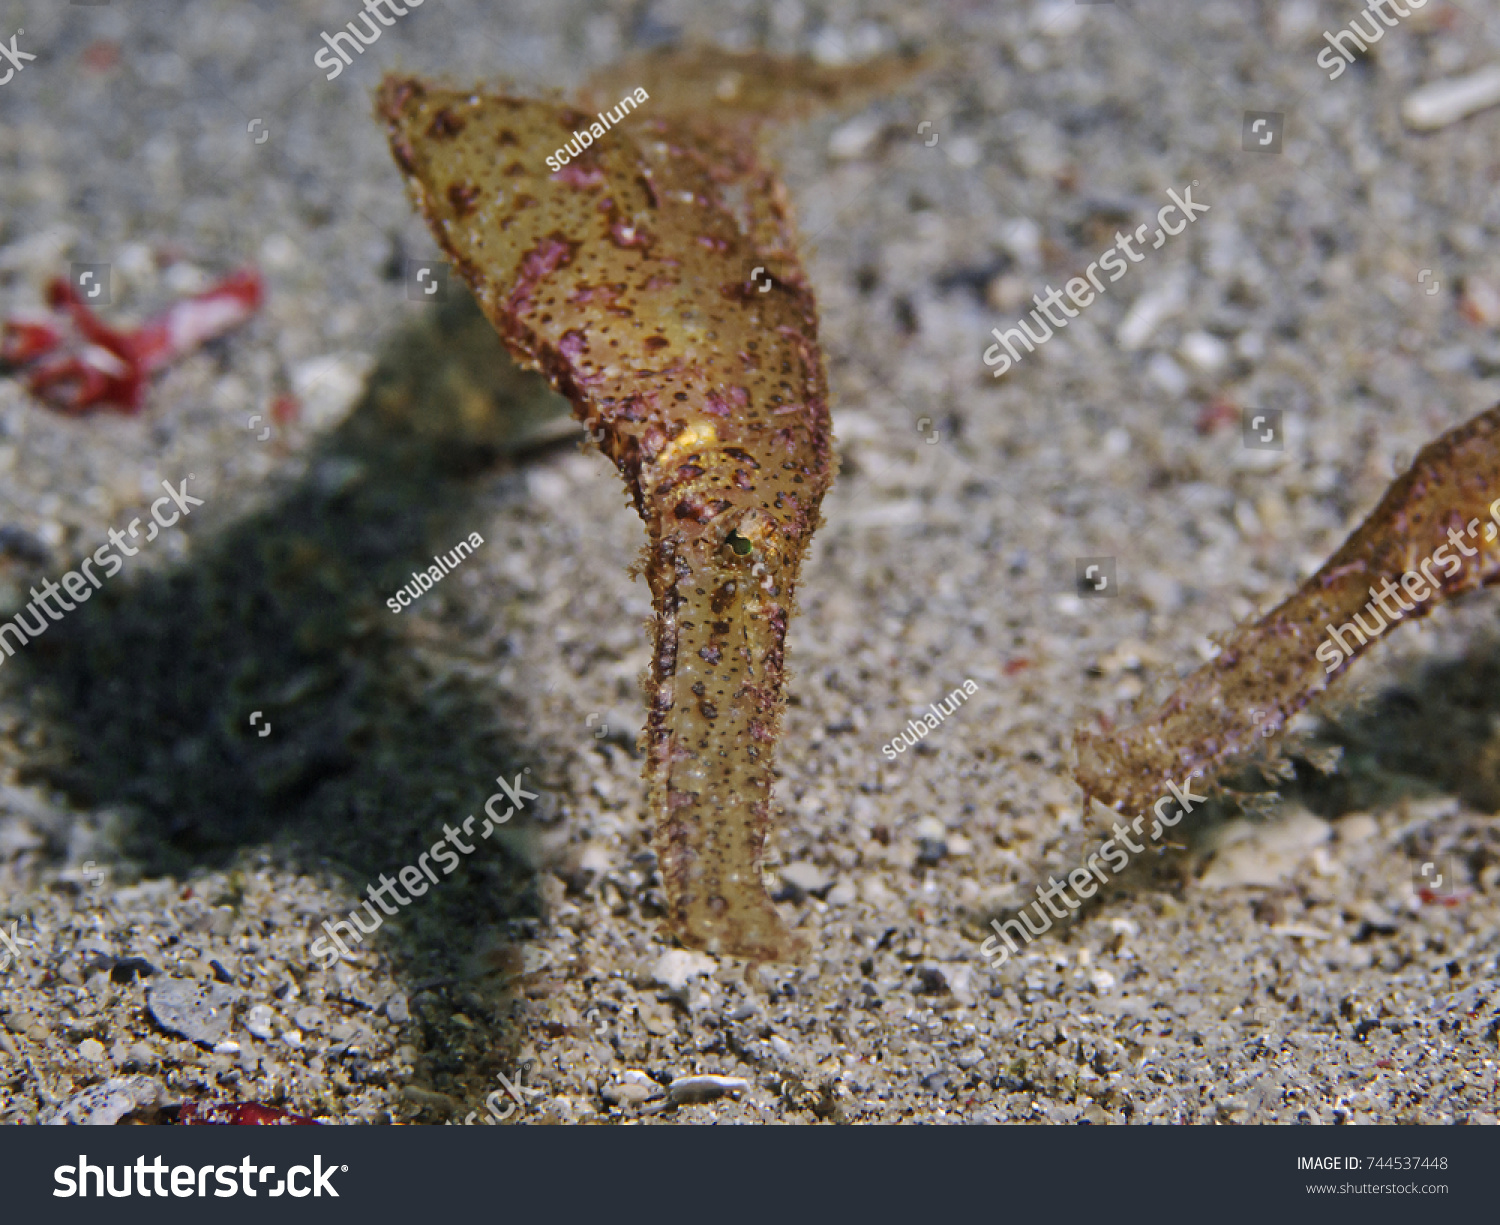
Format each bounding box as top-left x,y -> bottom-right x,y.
666,1074 -> 751,1106
1401,65 -> 1500,131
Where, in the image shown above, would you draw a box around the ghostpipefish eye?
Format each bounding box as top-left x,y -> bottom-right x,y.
726,531 -> 754,556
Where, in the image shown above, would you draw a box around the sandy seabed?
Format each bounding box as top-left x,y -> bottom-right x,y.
0,0 -> 1498,1125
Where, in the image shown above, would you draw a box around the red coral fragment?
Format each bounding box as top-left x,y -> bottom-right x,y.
176,1101 -> 319,1125
270,392 -> 300,426
1195,396 -> 1239,436
0,267 -> 263,414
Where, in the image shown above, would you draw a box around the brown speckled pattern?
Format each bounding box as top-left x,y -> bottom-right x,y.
375,54 -> 915,959
1077,403 -> 1500,817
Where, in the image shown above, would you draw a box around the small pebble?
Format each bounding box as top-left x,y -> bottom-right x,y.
1179,330 -> 1229,374
651,949 -> 716,993
145,977 -> 239,1048
666,1074 -> 750,1106
245,1003 -> 277,1040
915,966 -> 949,995
41,1077 -> 161,1125
1146,352 -> 1190,399
1353,903 -> 1400,935
774,861 -> 831,901
109,957 -> 158,984
1117,277 -> 1186,351
637,1001 -> 677,1036
1200,808 -> 1331,889
915,837 -> 948,866
938,963 -> 975,1006
827,113 -> 883,160
77,1038 -> 106,1062
602,1070 -> 663,1105
1461,278 -> 1500,327
943,134 -> 981,168
605,1081 -> 657,1105
385,992 -> 410,1023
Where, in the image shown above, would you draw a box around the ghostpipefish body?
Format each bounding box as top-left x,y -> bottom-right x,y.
1075,402 -> 1500,818
378,49 -> 923,960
